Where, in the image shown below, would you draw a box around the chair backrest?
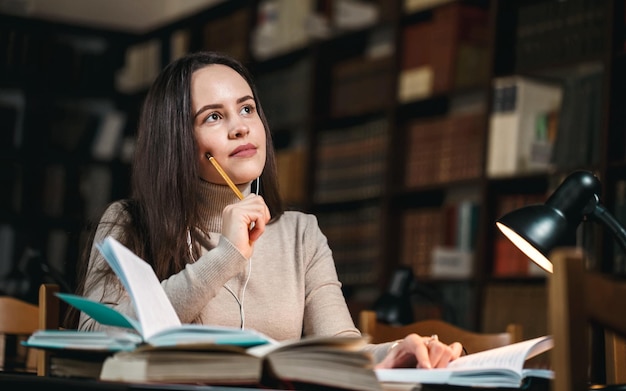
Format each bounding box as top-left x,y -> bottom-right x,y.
0,295 -> 38,372
548,247 -> 626,391
359,310 -> 523,354
0,284 -> 62,374
36,283 -> 60,376
0,296 -> 39,335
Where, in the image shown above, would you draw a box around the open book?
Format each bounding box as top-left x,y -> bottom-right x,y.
99,335 -> 381,391
26,236 -> 380,390
376,335 -> 554,388
26,236 -> 270,350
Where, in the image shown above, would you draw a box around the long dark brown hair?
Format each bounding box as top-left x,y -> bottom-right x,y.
65,51 -> 284,328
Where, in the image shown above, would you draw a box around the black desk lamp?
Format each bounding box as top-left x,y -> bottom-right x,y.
496,170 -> 626,387
495,170 -> 626,273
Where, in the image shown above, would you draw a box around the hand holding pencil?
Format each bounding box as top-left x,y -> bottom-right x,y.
205,153 -> 270,254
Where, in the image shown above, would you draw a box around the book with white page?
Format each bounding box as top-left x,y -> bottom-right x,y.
26,236 -> 271,350
99,334 -> 380,390
25,238 -> 379,389
375,335 -> 554,388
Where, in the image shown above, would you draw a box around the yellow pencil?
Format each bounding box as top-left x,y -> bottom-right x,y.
206,154 -> 244,200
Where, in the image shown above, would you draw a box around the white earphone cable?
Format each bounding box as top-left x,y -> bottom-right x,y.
223,178 -> 258,329
224,256 -> 252,329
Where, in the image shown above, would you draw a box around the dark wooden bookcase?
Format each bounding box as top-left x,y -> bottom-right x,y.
1,0 -> 624,339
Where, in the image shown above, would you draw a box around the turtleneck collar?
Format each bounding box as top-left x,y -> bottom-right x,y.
197,179 -> 252,234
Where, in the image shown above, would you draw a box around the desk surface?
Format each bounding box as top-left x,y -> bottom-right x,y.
0,372 -> 553,391
0,373 -> 264,391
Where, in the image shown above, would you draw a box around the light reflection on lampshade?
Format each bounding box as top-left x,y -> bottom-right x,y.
496,171 -> 609,274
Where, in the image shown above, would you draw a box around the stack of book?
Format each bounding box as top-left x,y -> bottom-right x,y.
24,237 -> 381,391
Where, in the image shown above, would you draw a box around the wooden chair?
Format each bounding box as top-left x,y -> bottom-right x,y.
37,283 -> 60,376
0,296 -> 39,372
359,310 -> 523,354
548,247 -> 626,391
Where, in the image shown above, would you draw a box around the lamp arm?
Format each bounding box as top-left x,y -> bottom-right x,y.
589,203 -> 626,255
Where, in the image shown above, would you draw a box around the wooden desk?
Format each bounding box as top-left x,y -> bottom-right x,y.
0,373 -> 553,391
0,373 -> 264,391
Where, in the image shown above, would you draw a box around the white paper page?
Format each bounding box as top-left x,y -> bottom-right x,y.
446,336 -> 553,373
376,336 -> 553,387
98,236 -> 181,340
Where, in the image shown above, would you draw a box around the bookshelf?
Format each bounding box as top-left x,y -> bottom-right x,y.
1,0 -> 624,340
0,15 -> 136,301
0,0 -> 255,300
479,0 -> 626,339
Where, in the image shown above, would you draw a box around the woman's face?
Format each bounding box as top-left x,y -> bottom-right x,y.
192,64 -> 266,186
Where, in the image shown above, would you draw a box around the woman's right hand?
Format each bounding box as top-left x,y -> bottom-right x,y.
375,333 -> 463,369
221,194 -> 271,258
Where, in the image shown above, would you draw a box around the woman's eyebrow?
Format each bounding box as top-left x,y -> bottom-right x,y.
194,104 -> 221,119
238,95 -> 254,103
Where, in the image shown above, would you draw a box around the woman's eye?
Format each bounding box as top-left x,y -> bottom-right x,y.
205,112 -> 220,123
240,105 -> 255,116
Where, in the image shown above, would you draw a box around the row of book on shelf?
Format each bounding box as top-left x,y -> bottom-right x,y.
112,0 -> 393,94
401,198 -> 479,280
323,3 -> 605,183
328,2 -> 490,112
515,0 -> 607,71
0,24 -> 115,90
317,204 -> 381,287
486,67 -> 603,179
22,235 -> 555,389
399,190 -> 556,281
404,111 -> 484,188
314,118 -> 388,204
1,106 -> 131,222
0,91 -> 130,162
312,107 -> 486,205
398,1 -> 490,103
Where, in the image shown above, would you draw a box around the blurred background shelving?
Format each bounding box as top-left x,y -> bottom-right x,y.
1,0 -> 625,341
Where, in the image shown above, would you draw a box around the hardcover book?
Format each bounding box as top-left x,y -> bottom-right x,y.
26,236 -> 271,350
25,236 -> 380,390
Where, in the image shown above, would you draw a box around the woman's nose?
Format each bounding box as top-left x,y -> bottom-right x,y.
228,119 -> 250,139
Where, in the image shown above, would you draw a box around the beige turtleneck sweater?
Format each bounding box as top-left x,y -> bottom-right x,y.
78,180 -> 391,361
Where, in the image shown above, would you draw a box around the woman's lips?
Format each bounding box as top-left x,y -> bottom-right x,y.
230,144 -> 256,158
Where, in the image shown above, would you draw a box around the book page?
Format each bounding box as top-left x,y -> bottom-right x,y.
376,336 -> 553,388
97,237 -> 181,340
446,336 -> 553,373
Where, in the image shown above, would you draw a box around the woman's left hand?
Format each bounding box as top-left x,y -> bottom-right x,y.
375,333 -> 464,369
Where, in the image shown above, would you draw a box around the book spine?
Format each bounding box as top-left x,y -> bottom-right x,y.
399,3 -> 489,101
405,112 -> 484,188
314,119 -> 388,203
515,1 -> 607,71
317,205 -> 381,286
487,76 -> 563,178
330,56 -> 394,118
401,208 -> 445,279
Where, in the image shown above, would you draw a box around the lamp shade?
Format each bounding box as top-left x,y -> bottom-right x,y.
495,171 -> 601,273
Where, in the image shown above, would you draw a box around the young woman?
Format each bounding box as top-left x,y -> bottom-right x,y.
69,51 -> 463,369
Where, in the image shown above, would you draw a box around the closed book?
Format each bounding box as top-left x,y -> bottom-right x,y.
399,3 -> 489,101
99,335 -> 380,391
486,76 -> 563,178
